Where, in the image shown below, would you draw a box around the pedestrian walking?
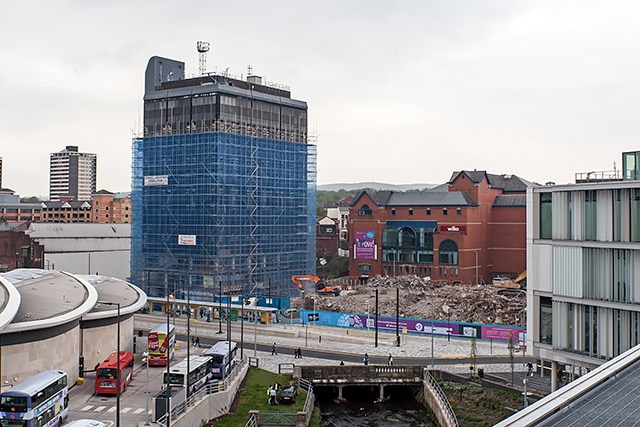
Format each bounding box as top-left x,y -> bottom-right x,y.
388,353 -> 393,366
195,336 -> 200,347
297,348 -> 302,358
363,353 -> 369,365
272,343 -> 278,355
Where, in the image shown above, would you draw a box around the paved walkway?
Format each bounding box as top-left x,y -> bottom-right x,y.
135,314 -> 549,393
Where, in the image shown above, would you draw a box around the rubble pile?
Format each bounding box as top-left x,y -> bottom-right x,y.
295,275 -> 526,326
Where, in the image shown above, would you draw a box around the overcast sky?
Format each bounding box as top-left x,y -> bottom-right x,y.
2,1 -> 639,197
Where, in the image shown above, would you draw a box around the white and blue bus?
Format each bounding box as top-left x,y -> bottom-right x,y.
0,370 -> 69,427
162,355 -> 213,397
204,341 -> 238,379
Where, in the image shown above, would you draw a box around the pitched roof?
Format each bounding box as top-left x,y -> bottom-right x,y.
41,201 -> 92,209
351,189 -> 392,206
493,194 -> 526,207
25,223 -> 130,253
449,170 -> 533,192
387,191 -> 477,206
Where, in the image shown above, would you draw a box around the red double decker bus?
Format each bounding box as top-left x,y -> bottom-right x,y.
147,323 -> 176,367
94,351 -> 135,395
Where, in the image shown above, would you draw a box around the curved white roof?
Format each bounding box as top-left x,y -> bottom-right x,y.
0,269 -> 96,333
0,275 -> 21,330
78,274 -> 147,320
0,269 -> 147,333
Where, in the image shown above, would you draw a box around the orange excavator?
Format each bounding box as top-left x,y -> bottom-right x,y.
291,275 -> 342,296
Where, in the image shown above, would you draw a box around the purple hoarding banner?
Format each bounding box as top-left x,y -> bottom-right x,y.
344,314 -> 523,341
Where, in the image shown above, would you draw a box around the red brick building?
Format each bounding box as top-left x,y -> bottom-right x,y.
0,190 -> 132,224
348,171 -> 530,284
316,216 -> 338,256
91,190 -> 132,224
0,223 -> 45,271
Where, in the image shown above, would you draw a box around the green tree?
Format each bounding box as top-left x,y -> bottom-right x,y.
20,196 -> 41,203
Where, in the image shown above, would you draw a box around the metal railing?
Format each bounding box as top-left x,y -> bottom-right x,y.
574,170 -> 622,183
258,412 -> 298,426
243,379 -> 314,427
154,357 -> 248,426
299,378 -> 314,415
245,412 -> 259,427
424,370 -> 459,427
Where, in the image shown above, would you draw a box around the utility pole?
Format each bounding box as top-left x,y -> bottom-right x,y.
375,289 -> 379,347
395,287 -> 400,347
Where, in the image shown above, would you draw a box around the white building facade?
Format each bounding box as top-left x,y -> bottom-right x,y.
49,145 -> 97,201
527,151 -> 640,391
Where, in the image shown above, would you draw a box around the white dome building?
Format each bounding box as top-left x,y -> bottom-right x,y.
0,269 -> 146,389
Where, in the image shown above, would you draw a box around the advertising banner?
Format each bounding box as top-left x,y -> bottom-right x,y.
178,235 -> 196,245
301,310 -> 525,342
144,175 -> 169,186
354,231 -> 376,260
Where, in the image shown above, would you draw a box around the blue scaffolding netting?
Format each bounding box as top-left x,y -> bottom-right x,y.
131,132 -> 316,300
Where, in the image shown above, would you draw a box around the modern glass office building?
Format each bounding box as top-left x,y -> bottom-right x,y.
528,150 -> 640,391
131,56 -> 316,299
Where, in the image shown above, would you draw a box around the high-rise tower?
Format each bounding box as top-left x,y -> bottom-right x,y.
49,146 -> 97,201
131,55 -> 316,299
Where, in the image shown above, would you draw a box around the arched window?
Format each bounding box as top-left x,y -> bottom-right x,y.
439,239 -> 458,265
358,204 -> 372,216
398,227 -> 416,263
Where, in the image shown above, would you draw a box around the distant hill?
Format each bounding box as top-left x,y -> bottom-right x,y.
318,182 -> 437,192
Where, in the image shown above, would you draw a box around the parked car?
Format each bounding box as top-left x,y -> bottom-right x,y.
279,385 -> 297,404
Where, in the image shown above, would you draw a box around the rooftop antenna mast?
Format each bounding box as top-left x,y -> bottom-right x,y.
197,41 -> 210,76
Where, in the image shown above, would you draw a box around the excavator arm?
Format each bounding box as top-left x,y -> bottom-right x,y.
291,275 -> 341,296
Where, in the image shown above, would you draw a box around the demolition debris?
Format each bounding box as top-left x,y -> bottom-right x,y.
293,275 -> 526,326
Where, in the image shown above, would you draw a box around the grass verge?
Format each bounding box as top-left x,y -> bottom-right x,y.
212,368 -> 308,427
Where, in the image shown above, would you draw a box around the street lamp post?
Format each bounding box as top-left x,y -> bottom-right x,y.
366,300 -> 370,332
217,281 -> 223,334
301,290 -> 308,347
395,287 -> 400,347
431,319 -> 435,367
97,301 -> 121,427
313,296 -> 316,326
143,351 -> 150,426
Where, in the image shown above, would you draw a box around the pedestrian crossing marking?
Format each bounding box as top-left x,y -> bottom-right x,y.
80,405 -> 145,414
